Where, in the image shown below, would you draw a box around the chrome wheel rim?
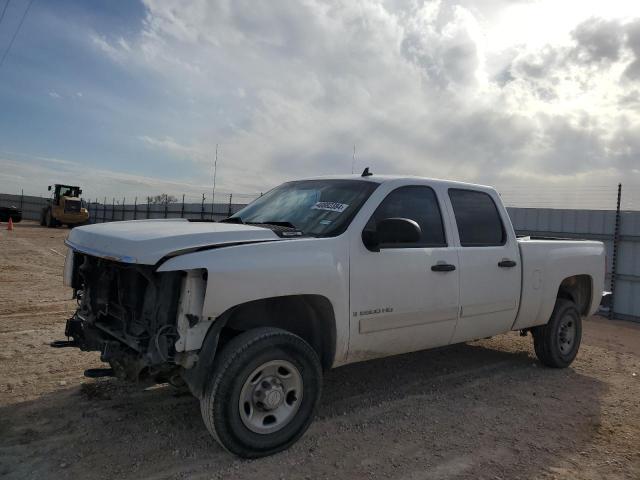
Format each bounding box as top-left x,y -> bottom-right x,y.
558,314 -> 576,354
239,360 -> 303,435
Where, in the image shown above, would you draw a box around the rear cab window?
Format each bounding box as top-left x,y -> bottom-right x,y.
448,189 -> 506,247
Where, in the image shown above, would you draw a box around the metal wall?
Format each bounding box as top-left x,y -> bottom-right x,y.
507,207 -> 640,322
84,200 -> 247,223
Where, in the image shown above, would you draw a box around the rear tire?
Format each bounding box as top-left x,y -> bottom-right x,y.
532,298 -> 582,368
200,327 -> 322,458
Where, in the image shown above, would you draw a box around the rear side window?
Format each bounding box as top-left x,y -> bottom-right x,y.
448,189 -> 505,247
367,185 -> 446,248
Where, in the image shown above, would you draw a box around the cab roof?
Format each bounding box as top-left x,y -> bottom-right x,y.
299,173 -> 496,192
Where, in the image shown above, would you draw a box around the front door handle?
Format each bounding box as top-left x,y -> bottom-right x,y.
498,259 -> 517,268
431,263 -> 456,272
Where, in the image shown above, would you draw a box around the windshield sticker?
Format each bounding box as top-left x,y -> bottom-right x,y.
312,202 -> 349,213
319,219 -> 332,225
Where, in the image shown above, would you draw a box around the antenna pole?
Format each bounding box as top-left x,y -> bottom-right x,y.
351,144 -> 356,174
211,144 -> 218,220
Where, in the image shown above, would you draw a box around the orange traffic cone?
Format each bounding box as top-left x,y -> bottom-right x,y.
7,217 -> 14,231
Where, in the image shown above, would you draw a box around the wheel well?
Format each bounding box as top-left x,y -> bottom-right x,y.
218,295 -> 336,371
557,275 -> 592,316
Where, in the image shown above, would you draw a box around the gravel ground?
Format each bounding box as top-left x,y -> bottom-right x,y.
1,221 -> 639,480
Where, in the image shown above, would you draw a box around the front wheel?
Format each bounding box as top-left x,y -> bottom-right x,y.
532,298 -> 582,368
200,327 -> 322,458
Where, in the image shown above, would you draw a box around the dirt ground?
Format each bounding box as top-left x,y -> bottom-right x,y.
0,221 -> 639,480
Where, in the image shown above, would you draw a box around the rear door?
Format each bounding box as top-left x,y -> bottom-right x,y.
447,188 -> 521,342
348,184 -> 460,361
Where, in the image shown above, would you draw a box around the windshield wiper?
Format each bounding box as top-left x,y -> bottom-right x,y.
256,220 -> 298,229
221,217 -> 301,232
246,220 -> 309,237
221,216 -> 244,224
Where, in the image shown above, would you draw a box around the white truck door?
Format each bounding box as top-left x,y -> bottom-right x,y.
348,185 -> 460,362
447,188 -> 521,342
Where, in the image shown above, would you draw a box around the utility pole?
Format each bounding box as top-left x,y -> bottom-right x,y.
211,144 -> 218,221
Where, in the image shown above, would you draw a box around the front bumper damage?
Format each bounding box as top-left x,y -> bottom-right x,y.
53,251 -> 185,383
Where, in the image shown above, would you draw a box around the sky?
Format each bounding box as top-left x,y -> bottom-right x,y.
1,0 -> 640,208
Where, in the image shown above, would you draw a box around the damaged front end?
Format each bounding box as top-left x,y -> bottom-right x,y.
55,251 -> 186,383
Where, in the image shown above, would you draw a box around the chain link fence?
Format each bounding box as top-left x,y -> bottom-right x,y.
0,192 -> 261,223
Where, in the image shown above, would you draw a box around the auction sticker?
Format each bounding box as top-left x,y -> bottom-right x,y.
312,202 -> 349,213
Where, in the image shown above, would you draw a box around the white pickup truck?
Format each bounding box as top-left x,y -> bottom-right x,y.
58,173 -> 605,457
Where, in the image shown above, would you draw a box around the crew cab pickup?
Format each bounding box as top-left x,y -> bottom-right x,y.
58,174 -> 605,457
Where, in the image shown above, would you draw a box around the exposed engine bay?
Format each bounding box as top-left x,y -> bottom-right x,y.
60,252 -> 185,383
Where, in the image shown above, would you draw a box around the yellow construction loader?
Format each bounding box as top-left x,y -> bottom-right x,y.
40,184 -> 90,228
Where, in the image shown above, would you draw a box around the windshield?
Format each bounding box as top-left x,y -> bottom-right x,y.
230,179 -> 379,237
57,185 -> 81,197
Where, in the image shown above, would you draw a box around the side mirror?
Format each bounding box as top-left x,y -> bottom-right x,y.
362,218 -> 422,252
78,189 -> 83,195
48,185 -> 51,191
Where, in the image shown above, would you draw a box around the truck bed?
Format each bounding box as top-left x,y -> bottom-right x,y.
512,237 -> 605,331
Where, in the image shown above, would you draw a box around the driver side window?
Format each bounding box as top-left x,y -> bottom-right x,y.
366,186 -> 447,248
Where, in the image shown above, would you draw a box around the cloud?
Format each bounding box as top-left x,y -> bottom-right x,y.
90,33 -> 130,63
138,135 -> 204,161
624,19 -> 640,80
63,1 -> 640,198
571,18 -> 624,63
48,91 -> 61,99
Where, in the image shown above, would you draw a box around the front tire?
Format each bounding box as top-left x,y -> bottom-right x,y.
532,298 -> 582,368
200,327 -> 322,458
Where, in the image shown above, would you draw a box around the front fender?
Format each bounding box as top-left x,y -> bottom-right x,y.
157,237 -> 350,363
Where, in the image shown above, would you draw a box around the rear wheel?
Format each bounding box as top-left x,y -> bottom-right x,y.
532,298 -> 582,368
200,327 -> 322,458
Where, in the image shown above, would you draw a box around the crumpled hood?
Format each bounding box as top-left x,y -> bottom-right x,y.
65,219 -> 280,265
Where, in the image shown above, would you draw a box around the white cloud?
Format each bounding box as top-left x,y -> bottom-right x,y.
90,33 -> 128,63
48,91 -> 61,99
83,0 -> 640,199
138,135 -> 201,159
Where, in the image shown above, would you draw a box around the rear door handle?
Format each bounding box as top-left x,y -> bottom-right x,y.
431,263 -> 456,272
498,259 -> 517,268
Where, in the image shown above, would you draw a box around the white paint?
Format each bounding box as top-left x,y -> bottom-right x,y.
449,188 -> 522,343
65,218 -> 279,264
